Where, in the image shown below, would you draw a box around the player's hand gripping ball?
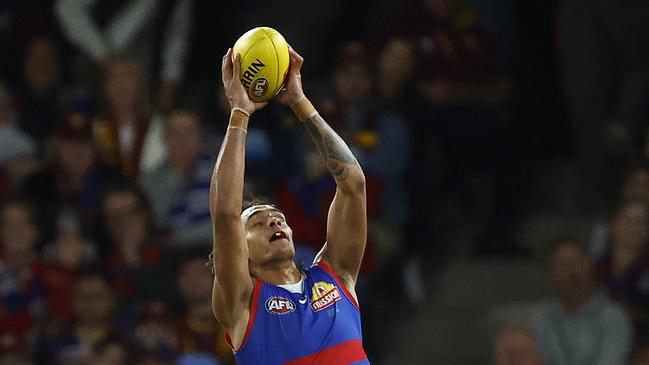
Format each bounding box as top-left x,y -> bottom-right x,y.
232,27 -> 290,102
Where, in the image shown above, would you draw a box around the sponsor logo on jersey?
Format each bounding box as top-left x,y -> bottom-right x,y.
311,281 -> 341,312
265,296 -> 295,315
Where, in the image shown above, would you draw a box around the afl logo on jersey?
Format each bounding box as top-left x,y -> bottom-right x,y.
265,297 -> 296,315
311,281 -> 341,312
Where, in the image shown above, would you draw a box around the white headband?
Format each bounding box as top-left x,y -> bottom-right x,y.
240,204 -> 281,224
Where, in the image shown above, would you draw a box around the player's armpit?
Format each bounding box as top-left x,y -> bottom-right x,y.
212,277 -> 252,351
321,183 -> 367,293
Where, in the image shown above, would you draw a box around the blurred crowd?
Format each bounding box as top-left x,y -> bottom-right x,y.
492,0 -> 649,363
1,0 -> 649,364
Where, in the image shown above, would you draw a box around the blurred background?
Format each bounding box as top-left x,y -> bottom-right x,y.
1,0 -> 649,364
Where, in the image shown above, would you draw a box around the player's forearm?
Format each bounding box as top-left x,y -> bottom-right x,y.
210,109 -> 249,217
292,97 -> 365,193
209,108 -> 253,320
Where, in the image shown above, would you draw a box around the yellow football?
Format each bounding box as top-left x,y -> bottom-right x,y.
232,27 -> 290,102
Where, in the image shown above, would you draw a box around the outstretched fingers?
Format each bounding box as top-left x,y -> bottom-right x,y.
288,47 -> 304,74
222,48 -> 233,84
232,53 -> 242,84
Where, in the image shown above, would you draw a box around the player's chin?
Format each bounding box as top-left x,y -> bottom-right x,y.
268,240 -> 295,257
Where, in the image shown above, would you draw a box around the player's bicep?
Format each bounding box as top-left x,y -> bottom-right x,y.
211,214 -> 253,328
322,184 -> 367,287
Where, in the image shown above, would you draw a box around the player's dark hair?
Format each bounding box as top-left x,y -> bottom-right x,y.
242,193 -> 275,212
206,194 -> 280,271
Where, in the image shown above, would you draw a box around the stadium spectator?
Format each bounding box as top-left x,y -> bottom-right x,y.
596,201 -> 649,333
0,198 -> 46,350
141,108 -> 213,247
408,0 -> 510,108
590,166 -> 649,257
174,249 -> 234,364
375,37 -> 417,110
324,45 -> 411,229
368,40 -> 421,273
375,36 -> 442,265
42,270 -> 124,365
55,0 -> 193,111
0,81 -> 39,194
494,325 -> 545,365
94,58 -> 165,179
130,302 -> 178,364
20,110 -> 116,237
99,183 -> 175,329
0,1 -> 61,88
40,210 -> 95,323
15,36 -> 64,147
529,238 -> 632,365
388,0 -> 520,257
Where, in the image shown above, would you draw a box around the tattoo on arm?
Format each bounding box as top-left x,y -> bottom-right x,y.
303,114 -> 358,181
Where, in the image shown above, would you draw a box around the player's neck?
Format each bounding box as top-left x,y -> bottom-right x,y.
252,260 -> 301,285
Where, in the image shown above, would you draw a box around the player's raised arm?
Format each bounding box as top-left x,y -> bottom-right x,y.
277,49 -> 367,297
210,49 -> 267,335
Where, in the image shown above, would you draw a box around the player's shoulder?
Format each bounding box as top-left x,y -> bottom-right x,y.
302,261 -> 323,275
305,260 -> 325,271
305,261 -> 340,282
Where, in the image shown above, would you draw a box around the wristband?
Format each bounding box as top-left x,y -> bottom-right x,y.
228,125 -> 247,134
290,95 -> 317,121
229,108 -> 250,127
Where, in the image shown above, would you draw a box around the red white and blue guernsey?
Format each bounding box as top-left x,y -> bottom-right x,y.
225,262 -> 370,365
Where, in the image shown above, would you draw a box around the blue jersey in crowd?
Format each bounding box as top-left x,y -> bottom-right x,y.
226,262 -> 370,365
